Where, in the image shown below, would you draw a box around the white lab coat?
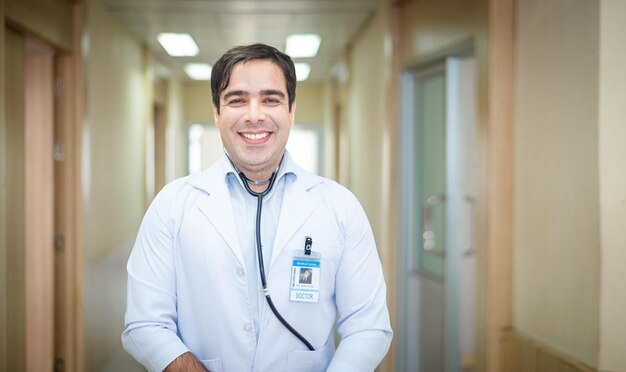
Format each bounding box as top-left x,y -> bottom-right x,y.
122,156 -> 392,372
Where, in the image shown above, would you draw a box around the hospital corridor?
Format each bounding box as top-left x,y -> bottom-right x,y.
1,0 -> 625,371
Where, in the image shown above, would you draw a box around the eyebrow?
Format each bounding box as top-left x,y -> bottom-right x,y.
222,90 -> 247,101
260,89 -> 285,98
222,89 -> 286,101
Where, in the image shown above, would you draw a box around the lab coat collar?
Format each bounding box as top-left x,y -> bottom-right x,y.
187,150 -> 324,268
188,159 -> 244,266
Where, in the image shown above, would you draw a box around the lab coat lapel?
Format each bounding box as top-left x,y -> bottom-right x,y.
271,175 -> 318,267
191,164 -> 245,267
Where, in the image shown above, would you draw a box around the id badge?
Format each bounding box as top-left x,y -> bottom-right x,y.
290,250 -> 321,303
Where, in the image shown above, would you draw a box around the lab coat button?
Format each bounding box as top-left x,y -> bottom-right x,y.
237,268 -> 245,277
243,322 -> 253,332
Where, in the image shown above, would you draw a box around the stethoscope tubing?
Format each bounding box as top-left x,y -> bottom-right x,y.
238,170 -> 315,352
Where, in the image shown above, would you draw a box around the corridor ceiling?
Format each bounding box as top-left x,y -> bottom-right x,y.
97,0 -> 382,82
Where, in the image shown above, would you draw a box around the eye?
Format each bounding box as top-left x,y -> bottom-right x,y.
263,97 -> 281,106
227,98 -> 246,107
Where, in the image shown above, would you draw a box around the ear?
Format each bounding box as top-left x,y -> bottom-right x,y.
289,101 -> 296,127
212,105 -> 220,127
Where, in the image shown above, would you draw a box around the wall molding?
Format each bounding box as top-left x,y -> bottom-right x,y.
501,329 -> 597,372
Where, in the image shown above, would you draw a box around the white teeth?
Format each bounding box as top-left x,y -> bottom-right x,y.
242,132 -> 269,141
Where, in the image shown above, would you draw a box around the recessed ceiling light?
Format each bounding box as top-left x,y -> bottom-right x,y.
184,63 -> 212,80
157,33 -> 199,57
285,34 -> 321,58
294,63 -> 311,81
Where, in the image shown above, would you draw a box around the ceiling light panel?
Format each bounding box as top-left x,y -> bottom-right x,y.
157,33 -> 199,57
294,63 -> 311,81
184,63 -> 212,80
285,34 -> 321,58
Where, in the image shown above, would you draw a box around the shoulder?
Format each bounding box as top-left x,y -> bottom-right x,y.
149,161 -> 222,211
295,171 -> 372,242
151,174 -> 196,205
293,167 -> 364,221
310,176 -> 359,206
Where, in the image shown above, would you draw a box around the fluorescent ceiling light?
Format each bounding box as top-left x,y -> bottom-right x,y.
294,63 -> 311,81
285,34 -> 321,58
184,63 -> 212,80
157,33 -> 199,57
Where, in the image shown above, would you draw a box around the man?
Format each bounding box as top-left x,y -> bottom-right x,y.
122,44 -> 392,372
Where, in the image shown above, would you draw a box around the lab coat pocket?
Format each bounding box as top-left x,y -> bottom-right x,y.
285,341 -> 331,372
200,357 -> 222,372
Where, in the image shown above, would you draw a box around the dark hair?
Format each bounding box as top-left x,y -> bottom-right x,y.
211,43 -> 297,113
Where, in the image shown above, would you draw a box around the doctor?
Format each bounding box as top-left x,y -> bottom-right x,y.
122,43 -> 392,372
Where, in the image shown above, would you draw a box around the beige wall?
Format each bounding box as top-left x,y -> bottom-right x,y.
166,76 -> 187,180
84,0 -> 146,259
83,0 -> 147,369
4,0 -> 72,50
321,79 -> 337,180
0,1 -> 6,369
598,1 -> 626,370
345,2 -> 389,253
514,0 -> 600,367
340,2 -> 398,370
183,82 -> 213,125
325,53 -> 352,185
151,73 -> 187,181
294,83 -> 324,124
508,4 -> 626,364
154,76 -> 166,105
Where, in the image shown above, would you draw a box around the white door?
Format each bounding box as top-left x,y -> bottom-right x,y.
397,56 -> 477,372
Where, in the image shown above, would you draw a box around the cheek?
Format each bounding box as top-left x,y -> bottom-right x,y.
216,112 -> 240,130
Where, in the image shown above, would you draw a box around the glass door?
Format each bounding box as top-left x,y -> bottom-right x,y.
398,56 -> 477,372
414,65 -> 447,372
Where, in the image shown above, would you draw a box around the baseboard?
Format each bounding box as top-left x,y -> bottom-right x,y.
500,328 -> 596,372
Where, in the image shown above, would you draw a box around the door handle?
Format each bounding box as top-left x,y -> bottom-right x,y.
422,194 -> 446,252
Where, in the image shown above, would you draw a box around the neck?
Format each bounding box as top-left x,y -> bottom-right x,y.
225,152 -> 284,194
241,167 -> 275,184
241,172 -> 274,193
248,181 -> 270,194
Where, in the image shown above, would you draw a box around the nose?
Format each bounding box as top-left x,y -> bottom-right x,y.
244,99 -> 266,124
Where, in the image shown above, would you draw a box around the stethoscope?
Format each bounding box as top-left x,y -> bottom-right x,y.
227,153 -> 315,351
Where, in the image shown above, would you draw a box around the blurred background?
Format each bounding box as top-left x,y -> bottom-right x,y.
0,0 -> 624,371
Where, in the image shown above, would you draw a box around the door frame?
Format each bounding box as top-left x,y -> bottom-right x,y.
3,4 -> 84,371
396,40 -> 477,372
53,8 -> 84,369
24,34 -> 56,372
54,6 -> 85,371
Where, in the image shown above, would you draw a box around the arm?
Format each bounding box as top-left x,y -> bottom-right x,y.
164,352 -> 208,372
327,193 -> 393,372
121,186 -> 190,372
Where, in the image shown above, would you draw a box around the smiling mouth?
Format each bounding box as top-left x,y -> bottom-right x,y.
241,132 -> 270,141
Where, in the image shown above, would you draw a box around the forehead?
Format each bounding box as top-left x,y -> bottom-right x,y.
222,59 -> 287,95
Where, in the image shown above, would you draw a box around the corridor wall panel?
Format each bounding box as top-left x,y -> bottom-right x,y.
342,7 -> 394,370
5,0 -> 72,50
514,0 -> 600,367
3,26 -> 26,372
598,1 -> 626,370
83,0 -> 147,370
0,2 -> 6,367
